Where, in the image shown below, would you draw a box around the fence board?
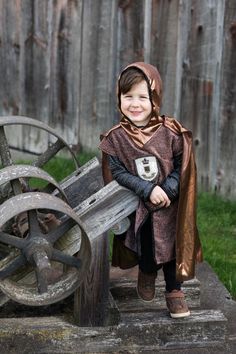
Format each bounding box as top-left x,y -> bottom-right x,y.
79,0 -> 118,150
150,0 -> 180,116
0,1 -> 24,150
218,0 -> 236,195
0,0 -> 21,117
117,0 -> 145,67
21,0 -> 50,153
49,0 -> 83,147
179,0 -> 224,191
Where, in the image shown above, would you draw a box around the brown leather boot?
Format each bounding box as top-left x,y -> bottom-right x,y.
165,289 -> 190,318
137,269 -> 157,302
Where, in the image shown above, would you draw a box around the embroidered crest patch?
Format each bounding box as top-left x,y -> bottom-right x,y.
135,156 -> 159,181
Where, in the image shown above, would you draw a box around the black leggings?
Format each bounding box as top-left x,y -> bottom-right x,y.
138,215 -> 181,292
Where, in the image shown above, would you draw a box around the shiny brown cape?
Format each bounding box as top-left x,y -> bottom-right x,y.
162,117 -> 203,281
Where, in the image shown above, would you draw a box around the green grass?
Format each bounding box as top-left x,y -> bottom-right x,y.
16,150 -> 97,189
13,152 -> 236,299
197,192 -> 236,299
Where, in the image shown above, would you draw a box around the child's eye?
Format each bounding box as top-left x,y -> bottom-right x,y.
140,96 -> 149,99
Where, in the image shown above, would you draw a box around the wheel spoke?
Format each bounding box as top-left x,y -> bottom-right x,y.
31,139 -> 65,169
47,217 -> 76,243
0,231 -> 25,249
27,210 -> 41,236
35,268 -> 48,294
32,250 -> 51,294
0,254 -> 26,279
51,249 -> 82,269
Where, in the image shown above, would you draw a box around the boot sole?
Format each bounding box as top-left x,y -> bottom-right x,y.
169,310 -> 191,318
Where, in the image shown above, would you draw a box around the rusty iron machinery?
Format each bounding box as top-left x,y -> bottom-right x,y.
0,116 -> 91,306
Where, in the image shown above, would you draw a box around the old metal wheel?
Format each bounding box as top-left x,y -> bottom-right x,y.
0,116 -> 79,168
0,164 -> 68,202
0,192 -> 91,306
0,116 -> 80,202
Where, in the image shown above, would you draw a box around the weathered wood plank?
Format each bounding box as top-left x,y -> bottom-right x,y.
20,0 -> 50,153
117,0 -> 145,68
0,310 -> 227,352
48,0 -> 83,146
79,0 -> 118,150
150,0 -> 181,116
77,181 -> 138,242
56,157 -> 103,208
0,0 -> 21,117
0,0 -> 24,151
73,232 -> 110,326
65,155 -> 108,326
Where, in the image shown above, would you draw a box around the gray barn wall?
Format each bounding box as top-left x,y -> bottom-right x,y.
0,0 -> 235,198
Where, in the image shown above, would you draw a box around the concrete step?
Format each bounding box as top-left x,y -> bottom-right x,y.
0,309 -> 227,353
110,266 -> 201,311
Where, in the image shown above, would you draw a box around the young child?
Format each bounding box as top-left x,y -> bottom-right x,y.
99,62 -> 202,318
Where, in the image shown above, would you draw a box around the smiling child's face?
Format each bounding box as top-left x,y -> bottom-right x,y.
120,80 -> 152,127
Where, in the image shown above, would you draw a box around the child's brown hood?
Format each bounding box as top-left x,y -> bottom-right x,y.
118,62 -> 163,116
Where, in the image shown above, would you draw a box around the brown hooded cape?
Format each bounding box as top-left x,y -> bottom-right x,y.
100,62 -> 202,282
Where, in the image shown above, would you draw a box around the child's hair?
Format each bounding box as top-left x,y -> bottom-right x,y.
119,67 -> 147,94
118,67 -> 153,110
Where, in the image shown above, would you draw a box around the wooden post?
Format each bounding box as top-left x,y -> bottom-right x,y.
72,176 -> 139,326
60,156 -> 139,326
73,233 -> 110,326
56,156 -> 109,326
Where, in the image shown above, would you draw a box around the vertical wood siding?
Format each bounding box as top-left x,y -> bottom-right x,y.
0,0 -> 235,197
178,1 -> 225,192
218,0 -> 236,196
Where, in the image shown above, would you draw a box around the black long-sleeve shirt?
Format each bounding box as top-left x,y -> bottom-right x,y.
108,154 -> 182,202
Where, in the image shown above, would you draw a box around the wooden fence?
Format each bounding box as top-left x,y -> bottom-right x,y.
0,0 -> 235,198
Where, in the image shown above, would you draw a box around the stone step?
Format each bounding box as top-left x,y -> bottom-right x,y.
0,309 -> 227,352
110,266 -> 201,311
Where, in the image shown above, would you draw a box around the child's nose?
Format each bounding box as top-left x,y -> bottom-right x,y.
130,98 -> 140,107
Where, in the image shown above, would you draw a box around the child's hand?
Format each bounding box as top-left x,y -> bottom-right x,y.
149,186 -> 171,208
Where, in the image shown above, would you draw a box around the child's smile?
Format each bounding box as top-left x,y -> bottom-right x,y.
120,80 -> 152,127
